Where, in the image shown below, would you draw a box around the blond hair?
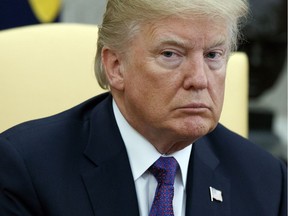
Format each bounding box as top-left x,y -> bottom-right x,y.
95,0 -> 249,89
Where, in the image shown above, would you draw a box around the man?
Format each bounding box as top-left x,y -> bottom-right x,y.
0,0 -> 286,215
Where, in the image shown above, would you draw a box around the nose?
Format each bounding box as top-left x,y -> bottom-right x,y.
183,55 -> 208,90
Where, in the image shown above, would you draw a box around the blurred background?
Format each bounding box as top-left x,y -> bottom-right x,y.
0,0 -> 287,163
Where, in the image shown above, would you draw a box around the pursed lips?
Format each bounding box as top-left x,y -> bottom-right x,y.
176,102 -> 211,113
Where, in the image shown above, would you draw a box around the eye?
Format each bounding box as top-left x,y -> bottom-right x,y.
204,51 -> 226,70
161,51 -> 175,58
157,49 -> 183,69
206,52 -> 220,59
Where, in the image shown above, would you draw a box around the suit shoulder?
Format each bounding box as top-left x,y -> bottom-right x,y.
204,124 -> 287,214
0,93 -> 110,145
208,124 -> 284,169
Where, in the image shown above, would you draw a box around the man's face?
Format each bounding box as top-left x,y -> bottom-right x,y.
111,16 -> 229,153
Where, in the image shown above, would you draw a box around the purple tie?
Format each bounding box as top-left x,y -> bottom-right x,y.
149,156 -> 179,216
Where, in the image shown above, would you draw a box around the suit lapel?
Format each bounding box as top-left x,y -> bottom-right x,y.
186,133 -> 231,216
81,94 -> 139,216
81,150 -> 139,215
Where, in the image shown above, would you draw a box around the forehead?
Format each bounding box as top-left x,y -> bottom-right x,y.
139,16 -> 230,49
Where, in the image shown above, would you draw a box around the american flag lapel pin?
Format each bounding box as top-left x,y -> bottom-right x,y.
209,186 -> 223,202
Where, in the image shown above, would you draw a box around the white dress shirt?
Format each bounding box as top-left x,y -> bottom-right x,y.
113,100 -> 192,216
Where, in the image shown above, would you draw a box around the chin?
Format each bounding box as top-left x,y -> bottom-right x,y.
177,121 -> 216,139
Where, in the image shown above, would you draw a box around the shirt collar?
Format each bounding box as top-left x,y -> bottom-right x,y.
112,100 -> 192,188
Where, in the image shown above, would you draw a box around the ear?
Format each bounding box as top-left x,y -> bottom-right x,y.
101,47 -> 125,91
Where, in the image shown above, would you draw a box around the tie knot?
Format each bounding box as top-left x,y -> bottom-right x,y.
149,157 -> 179,185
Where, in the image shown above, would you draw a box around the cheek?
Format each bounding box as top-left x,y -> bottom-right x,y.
122,65 -> 159,111
209,71 -> 226,109
125,60 -> 177,98
123,55 -> 184,117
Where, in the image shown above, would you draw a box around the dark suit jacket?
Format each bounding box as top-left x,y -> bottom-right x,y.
0,93 -> 286,216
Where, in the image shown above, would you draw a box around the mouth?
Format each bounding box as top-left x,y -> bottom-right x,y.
177,103 -> 211,113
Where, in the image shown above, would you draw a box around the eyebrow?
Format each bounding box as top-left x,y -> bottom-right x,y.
154,35 -> 228,51
155,37 -> 192,49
